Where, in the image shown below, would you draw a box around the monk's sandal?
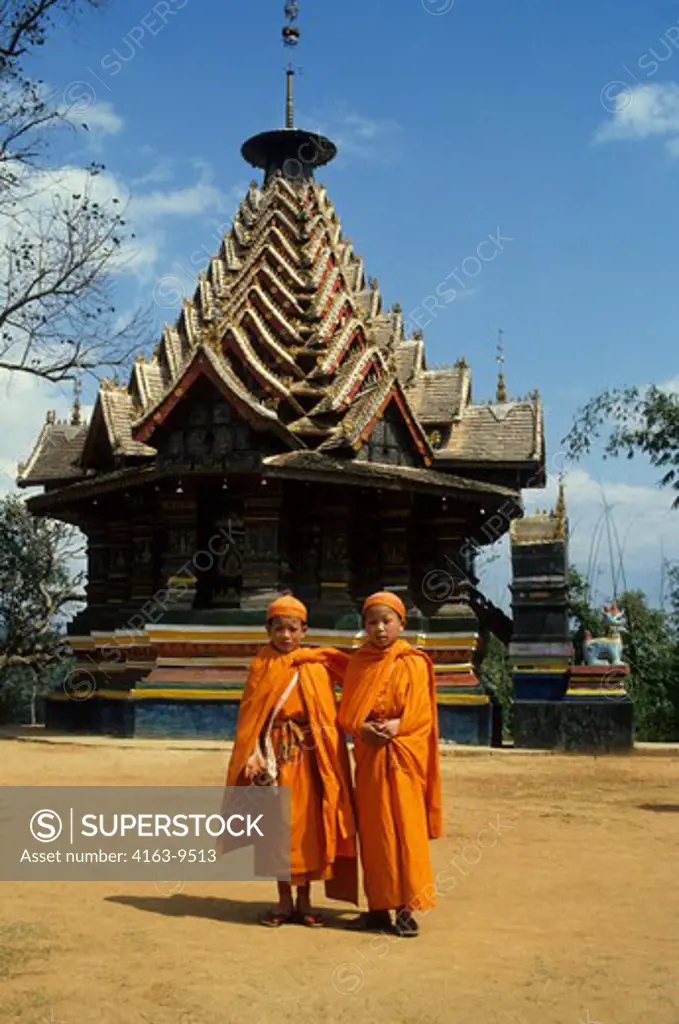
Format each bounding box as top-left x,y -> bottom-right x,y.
394,910 -> 419,938
259,910 -> 295,927
346,910 -> 392,932
297,911 -> 324,927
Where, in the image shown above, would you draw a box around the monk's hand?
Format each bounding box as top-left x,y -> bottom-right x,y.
245,749 -> 266,780
380,718 -> 400,738
360,722 -> 390,747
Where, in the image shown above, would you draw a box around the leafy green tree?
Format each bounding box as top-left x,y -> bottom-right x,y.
567,564 -> 604,663
620,589 -> 678,742
563,385 -> 679,508
479,633 -> 513,741
0,495 -> 83,723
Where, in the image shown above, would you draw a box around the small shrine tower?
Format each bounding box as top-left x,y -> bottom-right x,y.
509,481 -> 633,751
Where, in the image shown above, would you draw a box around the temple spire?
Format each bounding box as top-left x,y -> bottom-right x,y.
286,63 -> 295,128
283,1 -> 299,128
241,0 -> 336,182
496,329 -> 507,403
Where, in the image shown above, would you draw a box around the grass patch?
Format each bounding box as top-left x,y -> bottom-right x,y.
0,922 -> 52,980
1,986 -> 53,1021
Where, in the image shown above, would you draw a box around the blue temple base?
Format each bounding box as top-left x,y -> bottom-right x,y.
45,696 -> 503,745
437,702 -> 502,746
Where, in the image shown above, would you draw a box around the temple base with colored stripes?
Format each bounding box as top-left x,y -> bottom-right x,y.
46,617 -> 501,746
511,665 -> 634,752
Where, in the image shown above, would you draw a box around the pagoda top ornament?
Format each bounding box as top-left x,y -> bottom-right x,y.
241,0 -> 337,182
282,0 -> 300,46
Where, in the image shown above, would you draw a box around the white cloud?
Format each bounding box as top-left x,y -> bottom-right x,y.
113,235 -> 164,277
0,365 -> 100,497
0,162 -> 140,283
131,180 -> 230,220
1,158 -> 242,287
122,175 -> 243,285
27,163 -> 123,206
61,99 -> 124,136
3,79 -> 124,138
594,82 -> 679,153
0,370 -> 88,590
334,113 -> 402,161
660,374 -> 679,394
298,106 -> 403,163
131,153 -> 175,187
0,371 -> 69,497
479,468 -> 679,611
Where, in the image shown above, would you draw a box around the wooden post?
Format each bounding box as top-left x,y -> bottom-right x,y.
318,501 -> 355,613
241,481 -> 284,610
379,494 -> 422,616
287,488 -> 321,606
158,487 -> 199,611
426,509 -> 479,627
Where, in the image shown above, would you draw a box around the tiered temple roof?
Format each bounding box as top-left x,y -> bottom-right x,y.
18,173 -> 544,496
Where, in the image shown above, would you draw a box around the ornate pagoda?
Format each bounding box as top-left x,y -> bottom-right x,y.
16,8 -> 545,742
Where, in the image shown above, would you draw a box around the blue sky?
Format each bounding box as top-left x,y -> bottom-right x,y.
1,0 -> 678,609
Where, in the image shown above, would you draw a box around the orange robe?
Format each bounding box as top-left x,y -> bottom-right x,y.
223,644 -> 358,903
338,638 -> 442,912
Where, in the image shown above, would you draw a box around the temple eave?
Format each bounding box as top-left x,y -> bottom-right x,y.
23,452 -> 521,515
262,451 -> 521,502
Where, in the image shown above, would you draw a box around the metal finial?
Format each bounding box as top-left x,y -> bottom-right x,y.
286,63 -> 294,128
282,2 -> 300,127
71,378 -> 82,426
496,328 -> 507,403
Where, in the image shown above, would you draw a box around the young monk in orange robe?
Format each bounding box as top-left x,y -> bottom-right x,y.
224,595 -> 357,927
338,590 -> 442,938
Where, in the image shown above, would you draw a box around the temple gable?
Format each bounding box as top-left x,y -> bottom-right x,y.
150,375 -> 288,470
358,397 -> 424,468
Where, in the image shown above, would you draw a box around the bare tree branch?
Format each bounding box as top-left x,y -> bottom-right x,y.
0,0 -> 105,76
0,0 -> 152,384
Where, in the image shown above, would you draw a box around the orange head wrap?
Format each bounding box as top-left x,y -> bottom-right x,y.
266,594 -> 308,624
361,590 -> 407,624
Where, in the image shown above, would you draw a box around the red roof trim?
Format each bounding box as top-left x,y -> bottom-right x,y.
356,386 -> 433,467
342,354 -> 382,407
326,324 -> 366,376
132,350 -> 269,445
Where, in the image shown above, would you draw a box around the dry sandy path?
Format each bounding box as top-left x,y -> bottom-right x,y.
0,740 -> 677,1024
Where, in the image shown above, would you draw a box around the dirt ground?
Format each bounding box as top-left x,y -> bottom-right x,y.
0,740 -> 678,1024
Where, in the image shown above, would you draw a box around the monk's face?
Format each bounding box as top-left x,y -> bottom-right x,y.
363,605 -> 404,649
267,615 -> 307,653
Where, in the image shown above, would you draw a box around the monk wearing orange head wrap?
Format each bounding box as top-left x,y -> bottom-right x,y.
338,590 -> 442,938
224,594 -> 357,927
